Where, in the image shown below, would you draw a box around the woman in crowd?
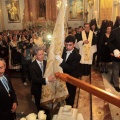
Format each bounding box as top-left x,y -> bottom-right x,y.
19,34 -> 27,42
8,34 -> 13,43
90,19 -> 99,66
9,35 -> 21,70
99,23 -> 112,73
97,20 -> 109,67
20,39 -> 33,85
32,33 -> 44,47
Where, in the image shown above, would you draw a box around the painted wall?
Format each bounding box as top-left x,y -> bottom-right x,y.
1,0 -> 24,30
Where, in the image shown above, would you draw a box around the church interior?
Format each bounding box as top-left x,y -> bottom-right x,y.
0,0 -> 120,120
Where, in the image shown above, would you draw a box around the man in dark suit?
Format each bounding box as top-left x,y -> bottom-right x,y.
0,34 -> 8,58
0,58 -> 17,120
75,26 -> 84,42
55,35 -> 81,107
108,19 -> 120,92
29,47 -> 55,117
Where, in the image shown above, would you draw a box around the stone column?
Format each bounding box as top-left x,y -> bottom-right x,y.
46,0 -> 51,20
28,0 -> 38,21
84,0 -> 89,23
118,1 -> 120,16
93,0 -> 99,24
112,0 -> 120,22
51,0 -> 57,21
24,0 -> 30,22
0,0 -> 3,31
87,2 -> 94,22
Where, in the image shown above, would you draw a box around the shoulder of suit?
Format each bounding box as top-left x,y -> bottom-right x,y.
72,49 -> 79,55
43,60 -> 46,62
112,27 -> 120,32
72,49 -> 81,58
73,48 -> 79,52
31,60 -> 36,64
4,74 -> 8,77
4,74 -> 9,80
30,60 -> 37,67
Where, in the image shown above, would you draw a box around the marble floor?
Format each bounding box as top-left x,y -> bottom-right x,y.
73,64 -> 120,120
10,70 -> 37,120
9,64 -> 120,120
101,64 -> 120,120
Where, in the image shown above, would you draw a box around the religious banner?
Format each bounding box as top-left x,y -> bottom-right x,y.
40,0 -> 68,108
5,0 -> 21,23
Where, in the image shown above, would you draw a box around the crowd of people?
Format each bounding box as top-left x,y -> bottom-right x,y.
0,16 -> 120,120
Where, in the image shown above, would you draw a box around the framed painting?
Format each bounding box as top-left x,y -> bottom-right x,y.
39,0 -> 46,18
68,0 -> 84,20
5,0 -> 21,23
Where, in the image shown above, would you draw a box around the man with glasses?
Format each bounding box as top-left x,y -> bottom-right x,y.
55,35 -> 81,107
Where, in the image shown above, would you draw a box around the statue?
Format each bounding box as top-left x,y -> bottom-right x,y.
84,9 -> 89,23
8,2 -> 19,21
71,0 -> 77,18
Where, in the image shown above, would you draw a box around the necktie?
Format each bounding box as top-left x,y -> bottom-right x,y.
40,62 -> 44,76
65,51 -> 72,61
1,76 -> 10,96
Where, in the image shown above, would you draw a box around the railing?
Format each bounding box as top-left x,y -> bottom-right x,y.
55,72 -> 120,108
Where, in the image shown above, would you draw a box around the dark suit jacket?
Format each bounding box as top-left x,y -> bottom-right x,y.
108,27 -> 120,62
0,40 -> 8,58
75,33 -> 82,42
29,60 -> 46,96
0,74 -> 17,112
60,49 -> 81,78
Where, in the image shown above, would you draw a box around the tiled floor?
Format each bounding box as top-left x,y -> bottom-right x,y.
10,65 -> 120,120
74,66 -> 112,120
101,64 -> 120,120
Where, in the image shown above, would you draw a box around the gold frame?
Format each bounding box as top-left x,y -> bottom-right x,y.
5,0 -> 21,23
68,0 -> 84,21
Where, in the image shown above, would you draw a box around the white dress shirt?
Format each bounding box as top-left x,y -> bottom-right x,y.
65,48 -> 74,61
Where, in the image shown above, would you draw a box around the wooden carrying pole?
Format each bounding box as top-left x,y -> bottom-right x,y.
55,72 -> 120,108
